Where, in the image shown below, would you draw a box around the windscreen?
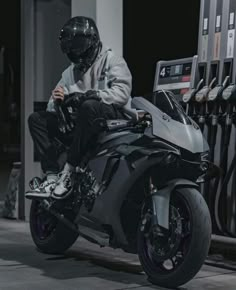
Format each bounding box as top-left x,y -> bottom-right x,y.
153,90 -> 192,125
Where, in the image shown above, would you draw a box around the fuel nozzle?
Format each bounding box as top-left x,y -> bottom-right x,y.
194,78 -> 217,131
195,77 -> 217,103
183,78 -> 204,104
222,81 -> 236,102
183,79 -> 204,116
208,76 -> 230,102
221,79 -> 236,128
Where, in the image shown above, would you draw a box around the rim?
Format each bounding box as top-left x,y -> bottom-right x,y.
32,201 -> 58,241
140,192 -> 192,274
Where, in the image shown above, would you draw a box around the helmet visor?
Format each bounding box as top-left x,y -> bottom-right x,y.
60,34 -> 92,55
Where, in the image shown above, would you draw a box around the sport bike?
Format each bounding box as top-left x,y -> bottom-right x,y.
27,90 -> 216,288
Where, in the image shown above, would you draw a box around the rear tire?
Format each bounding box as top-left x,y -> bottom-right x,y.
30,200 -> 79,254
138,188 -> 211,288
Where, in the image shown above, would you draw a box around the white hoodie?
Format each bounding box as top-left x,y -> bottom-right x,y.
47,45 -> 133,113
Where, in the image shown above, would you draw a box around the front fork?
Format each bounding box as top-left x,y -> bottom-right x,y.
149,177 -> 171,230
149,178 -> 161,226
147,177 -> 199,231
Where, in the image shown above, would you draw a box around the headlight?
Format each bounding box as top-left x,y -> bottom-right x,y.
164,153 -> 178,164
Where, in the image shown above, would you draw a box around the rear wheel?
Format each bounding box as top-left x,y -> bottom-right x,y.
137,188 -> 211,288
30,200 -> 79,254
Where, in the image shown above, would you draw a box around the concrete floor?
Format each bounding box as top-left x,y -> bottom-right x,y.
0,219 -> 236,290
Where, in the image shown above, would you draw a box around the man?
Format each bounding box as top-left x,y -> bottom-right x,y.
26,16 -> 132,200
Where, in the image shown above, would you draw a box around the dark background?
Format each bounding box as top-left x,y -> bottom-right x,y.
0,0 -> 201,116
123,0 -> 201,96
0,0 -> 21,201
0,0 -> 21,108
0,0 -> 21,153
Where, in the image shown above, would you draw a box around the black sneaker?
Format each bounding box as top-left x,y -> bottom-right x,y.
25,179 -> 56,199
52,171 -> 74,200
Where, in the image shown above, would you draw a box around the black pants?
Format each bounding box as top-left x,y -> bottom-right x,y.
28,100 -> 124,173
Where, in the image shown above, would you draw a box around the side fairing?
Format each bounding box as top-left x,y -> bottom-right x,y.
78,150 -> 167,246
79,155 -> 133,245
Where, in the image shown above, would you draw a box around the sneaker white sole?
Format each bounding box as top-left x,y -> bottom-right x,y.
25,191 -> 51,200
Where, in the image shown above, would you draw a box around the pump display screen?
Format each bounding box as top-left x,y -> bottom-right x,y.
153,57 -> 197,102
157,63 -> 192,96
159,63 -> 191,80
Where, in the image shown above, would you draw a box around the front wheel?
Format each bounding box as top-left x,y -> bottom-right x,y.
138,188 -> 211,288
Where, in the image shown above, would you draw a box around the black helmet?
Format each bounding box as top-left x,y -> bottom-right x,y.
59,16 -> 101,71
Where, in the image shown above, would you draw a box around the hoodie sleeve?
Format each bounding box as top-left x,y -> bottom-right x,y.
98,54 -> 132,107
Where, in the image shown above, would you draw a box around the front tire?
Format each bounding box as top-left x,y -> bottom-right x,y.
138,188 -> 211,288
30,200 -> 79,254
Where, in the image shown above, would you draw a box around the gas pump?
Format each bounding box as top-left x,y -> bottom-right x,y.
197,0 -> 231,230
207,73 -> 231,232
183,78 -> 204,118
214,1 -> 236,235
152,0 -> 236,252
209,0 -> 236,236
214,88 -> 235,235
193,0 -> 217,132
195,77 -> 217,132
153,56 -> 198,107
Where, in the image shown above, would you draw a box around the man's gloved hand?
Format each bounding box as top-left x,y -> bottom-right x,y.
63,92 -> 85,108
56,90 -> 101,134
63,90 -> 101,109
84,90 -> 101,102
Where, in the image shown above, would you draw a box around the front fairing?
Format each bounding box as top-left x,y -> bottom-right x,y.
131,96 -> 209,154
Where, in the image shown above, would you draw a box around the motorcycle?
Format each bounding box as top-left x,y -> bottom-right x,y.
27,90 -> 216,288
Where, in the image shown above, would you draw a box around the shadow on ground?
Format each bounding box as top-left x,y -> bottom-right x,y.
0,228 -> 173,290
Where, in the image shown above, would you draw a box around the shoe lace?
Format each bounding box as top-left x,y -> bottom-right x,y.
39,179 -> 55,189
58,172 -> 71,188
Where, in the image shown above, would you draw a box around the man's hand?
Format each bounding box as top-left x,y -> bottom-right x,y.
85,90 -> 101,102
52,86 -> 65,102
63,92 -> 85,108
63,91 -> 101,109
